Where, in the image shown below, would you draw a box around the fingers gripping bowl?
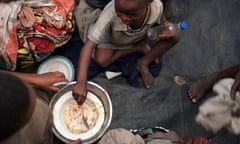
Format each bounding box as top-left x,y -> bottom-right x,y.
49,81 -> 113,143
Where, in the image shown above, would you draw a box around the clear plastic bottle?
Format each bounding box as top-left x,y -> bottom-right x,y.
147,21 -> 188,41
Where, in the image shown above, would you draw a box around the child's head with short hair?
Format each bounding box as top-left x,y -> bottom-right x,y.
115,0 -> 153,29
0,72 -> 36,141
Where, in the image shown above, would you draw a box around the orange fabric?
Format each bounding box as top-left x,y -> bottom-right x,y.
16,0 -> 75,69
0,0 -> 75,70
5,24 -> 18,64
0,2 -> 22,70
181,136 -> 210,144
51,0 -> 75,16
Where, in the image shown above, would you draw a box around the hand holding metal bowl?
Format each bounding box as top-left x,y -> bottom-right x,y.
49,81 -> 113,144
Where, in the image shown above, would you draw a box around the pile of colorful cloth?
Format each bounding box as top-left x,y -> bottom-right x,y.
0,0 -> 75,70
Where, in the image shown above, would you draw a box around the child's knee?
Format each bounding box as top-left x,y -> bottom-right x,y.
94,56 -> 110,67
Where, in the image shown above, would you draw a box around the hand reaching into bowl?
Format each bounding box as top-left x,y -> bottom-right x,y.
67,139 -> 81,144
73,82 -> 87,105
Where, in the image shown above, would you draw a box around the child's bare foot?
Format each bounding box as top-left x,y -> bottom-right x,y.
188,77 -> 213,103
137,60 -> 154,89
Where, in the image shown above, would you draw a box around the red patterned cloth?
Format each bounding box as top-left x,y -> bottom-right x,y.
181,136 -> 210,144
0,0 -> 75,70
16,0 -> 75,69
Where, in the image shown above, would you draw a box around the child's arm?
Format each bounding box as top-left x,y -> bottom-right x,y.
231,70 -> 240,99
67,139 -> 81,144
160,13 -> 168,25
73,39 -> 97,105
0,70 -> 68,92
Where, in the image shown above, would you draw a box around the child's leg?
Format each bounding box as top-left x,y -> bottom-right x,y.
137,38 -> 179,88
188,64 -> 240,103
93,48 -> 115,67
94,41 -> 150,67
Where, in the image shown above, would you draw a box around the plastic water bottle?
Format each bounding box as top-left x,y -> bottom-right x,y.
147,21 -> 188,41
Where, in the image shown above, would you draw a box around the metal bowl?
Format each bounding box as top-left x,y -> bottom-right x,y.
49,81 -> 112,143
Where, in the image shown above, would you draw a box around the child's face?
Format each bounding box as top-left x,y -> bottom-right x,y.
115,0 -> 148,26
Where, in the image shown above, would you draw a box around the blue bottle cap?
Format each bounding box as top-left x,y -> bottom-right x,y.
180,21 -> 188,30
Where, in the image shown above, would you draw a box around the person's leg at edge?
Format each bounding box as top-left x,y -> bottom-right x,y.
188,64 -> 240,103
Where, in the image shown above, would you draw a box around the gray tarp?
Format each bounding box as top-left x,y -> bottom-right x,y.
90,0 -> 240,143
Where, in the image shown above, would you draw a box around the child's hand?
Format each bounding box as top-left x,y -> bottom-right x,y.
67,139 -> 81,144
158,30 -> 174,39
73,82 -> 87,105
158,28 -> 180,40
32,71 -> 68,92
231,108 -> 240,117
231,72 -> 240,99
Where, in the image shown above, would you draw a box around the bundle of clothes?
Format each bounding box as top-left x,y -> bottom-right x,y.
196,78 -> 240,135
0,0 -> 75,70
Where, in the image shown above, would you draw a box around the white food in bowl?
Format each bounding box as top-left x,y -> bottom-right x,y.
63,99 -> 98,134
49,81 -> 112,144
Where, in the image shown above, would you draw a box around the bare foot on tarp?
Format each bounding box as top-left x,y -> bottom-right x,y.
137,60 -> 154,89
188,77 -> 213,103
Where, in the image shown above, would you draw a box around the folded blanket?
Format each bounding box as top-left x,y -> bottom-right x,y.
196,78 -> 240,135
